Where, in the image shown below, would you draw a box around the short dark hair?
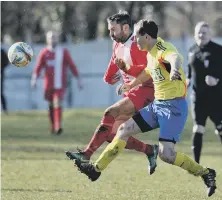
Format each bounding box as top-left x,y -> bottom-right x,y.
107,10 -> 132,28
135,20 -> 158,39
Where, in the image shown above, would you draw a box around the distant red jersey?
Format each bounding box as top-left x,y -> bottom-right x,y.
34,47 -> 79,91
104,35 -> 153,87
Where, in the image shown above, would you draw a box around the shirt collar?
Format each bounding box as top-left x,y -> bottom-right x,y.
122,33 -> 134,46
149,37 -> 164,55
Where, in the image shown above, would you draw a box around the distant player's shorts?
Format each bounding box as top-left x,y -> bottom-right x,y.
133,98 -> 188,143
190,91 -> 222,127
125,86 -> 155,111
44,89 -> 65,102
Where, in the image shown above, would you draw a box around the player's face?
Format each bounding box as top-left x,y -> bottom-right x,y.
194,26 -> 211,47
134,30 -> 148,51
46,32 -> 58,48
108,22 -> 127,43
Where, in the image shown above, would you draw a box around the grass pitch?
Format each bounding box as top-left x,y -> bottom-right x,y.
1,109 -> 222,200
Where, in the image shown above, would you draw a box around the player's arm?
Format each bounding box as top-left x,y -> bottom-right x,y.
207,44 -> 222,81
104,50 -> 120,85
186,51 -> 193,87
162,48 -> 182,81
129,69 -> 151,88
31,50 -> 45,88
65,48 -> 79,77
118,69 -> 151,94
115,43 -> 147,75
64,48 -> 83,89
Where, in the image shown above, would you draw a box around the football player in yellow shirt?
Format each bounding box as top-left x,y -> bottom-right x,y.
73,19 -> 217,197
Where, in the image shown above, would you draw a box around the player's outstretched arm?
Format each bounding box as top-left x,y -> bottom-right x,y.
129,69 -> 151,89
116,69 -> 150,95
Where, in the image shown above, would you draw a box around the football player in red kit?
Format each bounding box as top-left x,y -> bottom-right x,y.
31,31 -> 83,135
66,11 -> 158,175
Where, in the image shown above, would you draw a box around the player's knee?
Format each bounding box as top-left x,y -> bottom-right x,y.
158,146 -> 176,164
117,122 -> 132,140
193,124 -> 205,134
53,98 -> 61,108
104,106 -> 119,118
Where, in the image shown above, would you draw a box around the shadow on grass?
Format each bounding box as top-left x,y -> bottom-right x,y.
2,188 -> 72,193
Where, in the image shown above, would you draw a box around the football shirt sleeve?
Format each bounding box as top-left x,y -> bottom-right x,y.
34,49 -> 45,78
64,48 -> 79,77
103,42 -> 120,84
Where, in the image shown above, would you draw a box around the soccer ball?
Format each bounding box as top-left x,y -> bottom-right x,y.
8,42 -> 33,67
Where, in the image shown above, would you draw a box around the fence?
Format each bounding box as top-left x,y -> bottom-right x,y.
2,37 -> 222,111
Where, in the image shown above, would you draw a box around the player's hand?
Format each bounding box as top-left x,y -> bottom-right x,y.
114,58 -> 127,71
205,75 -> 219,86
31,79 -> 36,88
170,69 -> 181,81
110,74 -> 121,85
77,79 -> 83,90
116,83 -> 131,96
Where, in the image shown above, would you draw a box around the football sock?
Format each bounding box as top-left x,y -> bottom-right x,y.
109,119 -> 152,155
54,107 -> 62,131
84,114 -> 115,158
107,133 -> 153,155
173,152 -> 209,176
94,138 -> 126,172
125,137 -> 153,155
192,132 -> 203,163
48,103 -> 54,131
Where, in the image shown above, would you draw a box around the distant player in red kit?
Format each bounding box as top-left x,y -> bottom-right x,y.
66,11 -> 159,175
31,31 -> 83,135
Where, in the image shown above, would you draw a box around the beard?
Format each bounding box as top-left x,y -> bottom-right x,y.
111,33 -> 127,43
111,36 -> 123,43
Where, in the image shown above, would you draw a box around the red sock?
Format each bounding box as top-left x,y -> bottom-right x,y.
107,133 -> 153,156
54,107 -> 62,131
84,114 -> 115,158
125,137 -> 153,155
48,104 -> 54,131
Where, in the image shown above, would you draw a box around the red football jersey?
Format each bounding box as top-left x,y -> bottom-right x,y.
104,35 -> 153,87
34,47 -> 79,91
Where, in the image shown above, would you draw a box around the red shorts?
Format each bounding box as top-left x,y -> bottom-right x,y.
125,86 -> 154,111
44,89 -> 65,102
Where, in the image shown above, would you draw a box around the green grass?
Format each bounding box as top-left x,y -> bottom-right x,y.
1,109 -> 222,200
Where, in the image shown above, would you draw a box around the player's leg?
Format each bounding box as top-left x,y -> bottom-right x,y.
53,89 -> 64,135
68,95 -> 153,160
74,118 -> 144,181
109,119 -> 153,157
157,98 -> 216,197
83,97 -> 135,158
74,103 -> 158,181
94,105 -> 158,171
94,86 -> 157,169
1,76 -> 7,113
159,140 -> 217,197
214,122 -> 222,144
45,90 -> 54,134
123,86 -> 157,156
190,93 -> 208,163
209,97 -> 222,144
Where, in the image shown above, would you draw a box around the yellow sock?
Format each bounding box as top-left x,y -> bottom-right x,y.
94,138 -> 126,172
173,152 -> 209,176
